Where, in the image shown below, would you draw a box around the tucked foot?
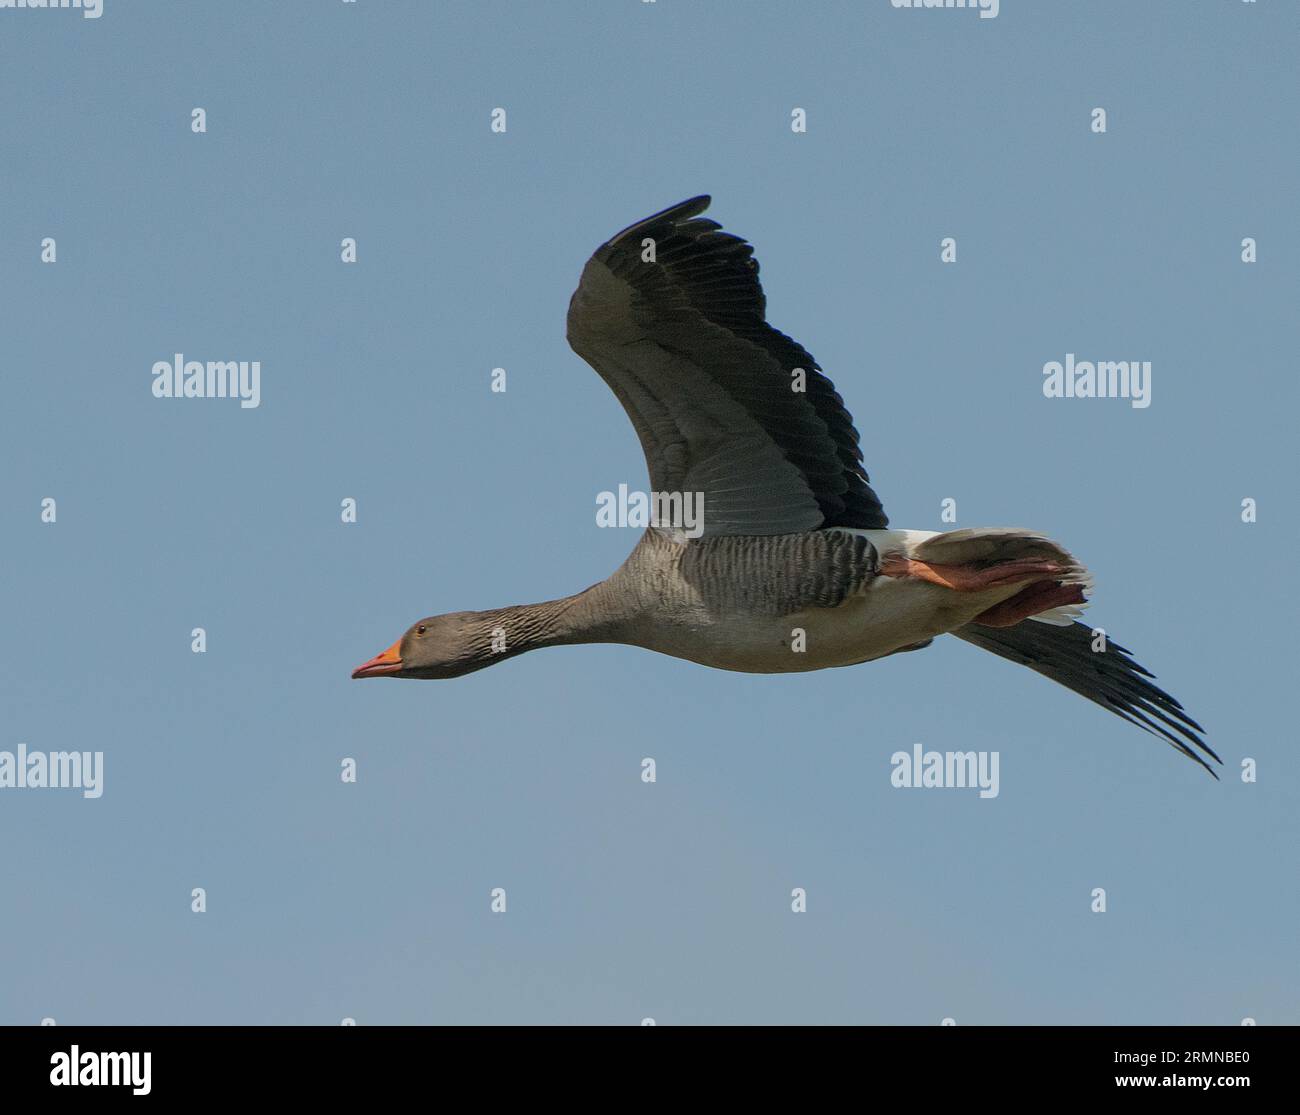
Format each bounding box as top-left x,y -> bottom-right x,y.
878,555 -> 1065,593
866,526 -> 1094,627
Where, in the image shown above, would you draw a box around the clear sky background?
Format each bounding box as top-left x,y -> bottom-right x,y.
1,0 -> 1295,1025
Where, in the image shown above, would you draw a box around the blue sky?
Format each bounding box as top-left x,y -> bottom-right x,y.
1,0 -> 1295,1024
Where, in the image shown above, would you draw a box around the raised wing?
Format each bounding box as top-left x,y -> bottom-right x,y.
566,196 -> 887,537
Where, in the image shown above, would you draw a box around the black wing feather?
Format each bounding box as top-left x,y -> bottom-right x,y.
953,620 -> 1219,776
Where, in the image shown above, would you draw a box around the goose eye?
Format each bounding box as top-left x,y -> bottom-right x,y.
416,625 -> 427,635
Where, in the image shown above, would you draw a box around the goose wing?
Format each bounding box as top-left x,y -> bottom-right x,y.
566,196 -> 887,537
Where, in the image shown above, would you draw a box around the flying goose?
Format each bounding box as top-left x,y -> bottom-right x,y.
353,197 -> 1217,775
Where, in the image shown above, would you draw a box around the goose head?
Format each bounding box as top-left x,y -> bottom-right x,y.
351,613 -> 499,680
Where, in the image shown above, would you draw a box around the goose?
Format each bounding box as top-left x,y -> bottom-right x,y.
352,196 -> 1217,776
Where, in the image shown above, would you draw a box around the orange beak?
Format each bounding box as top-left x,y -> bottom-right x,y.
351,639 -> 403,679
